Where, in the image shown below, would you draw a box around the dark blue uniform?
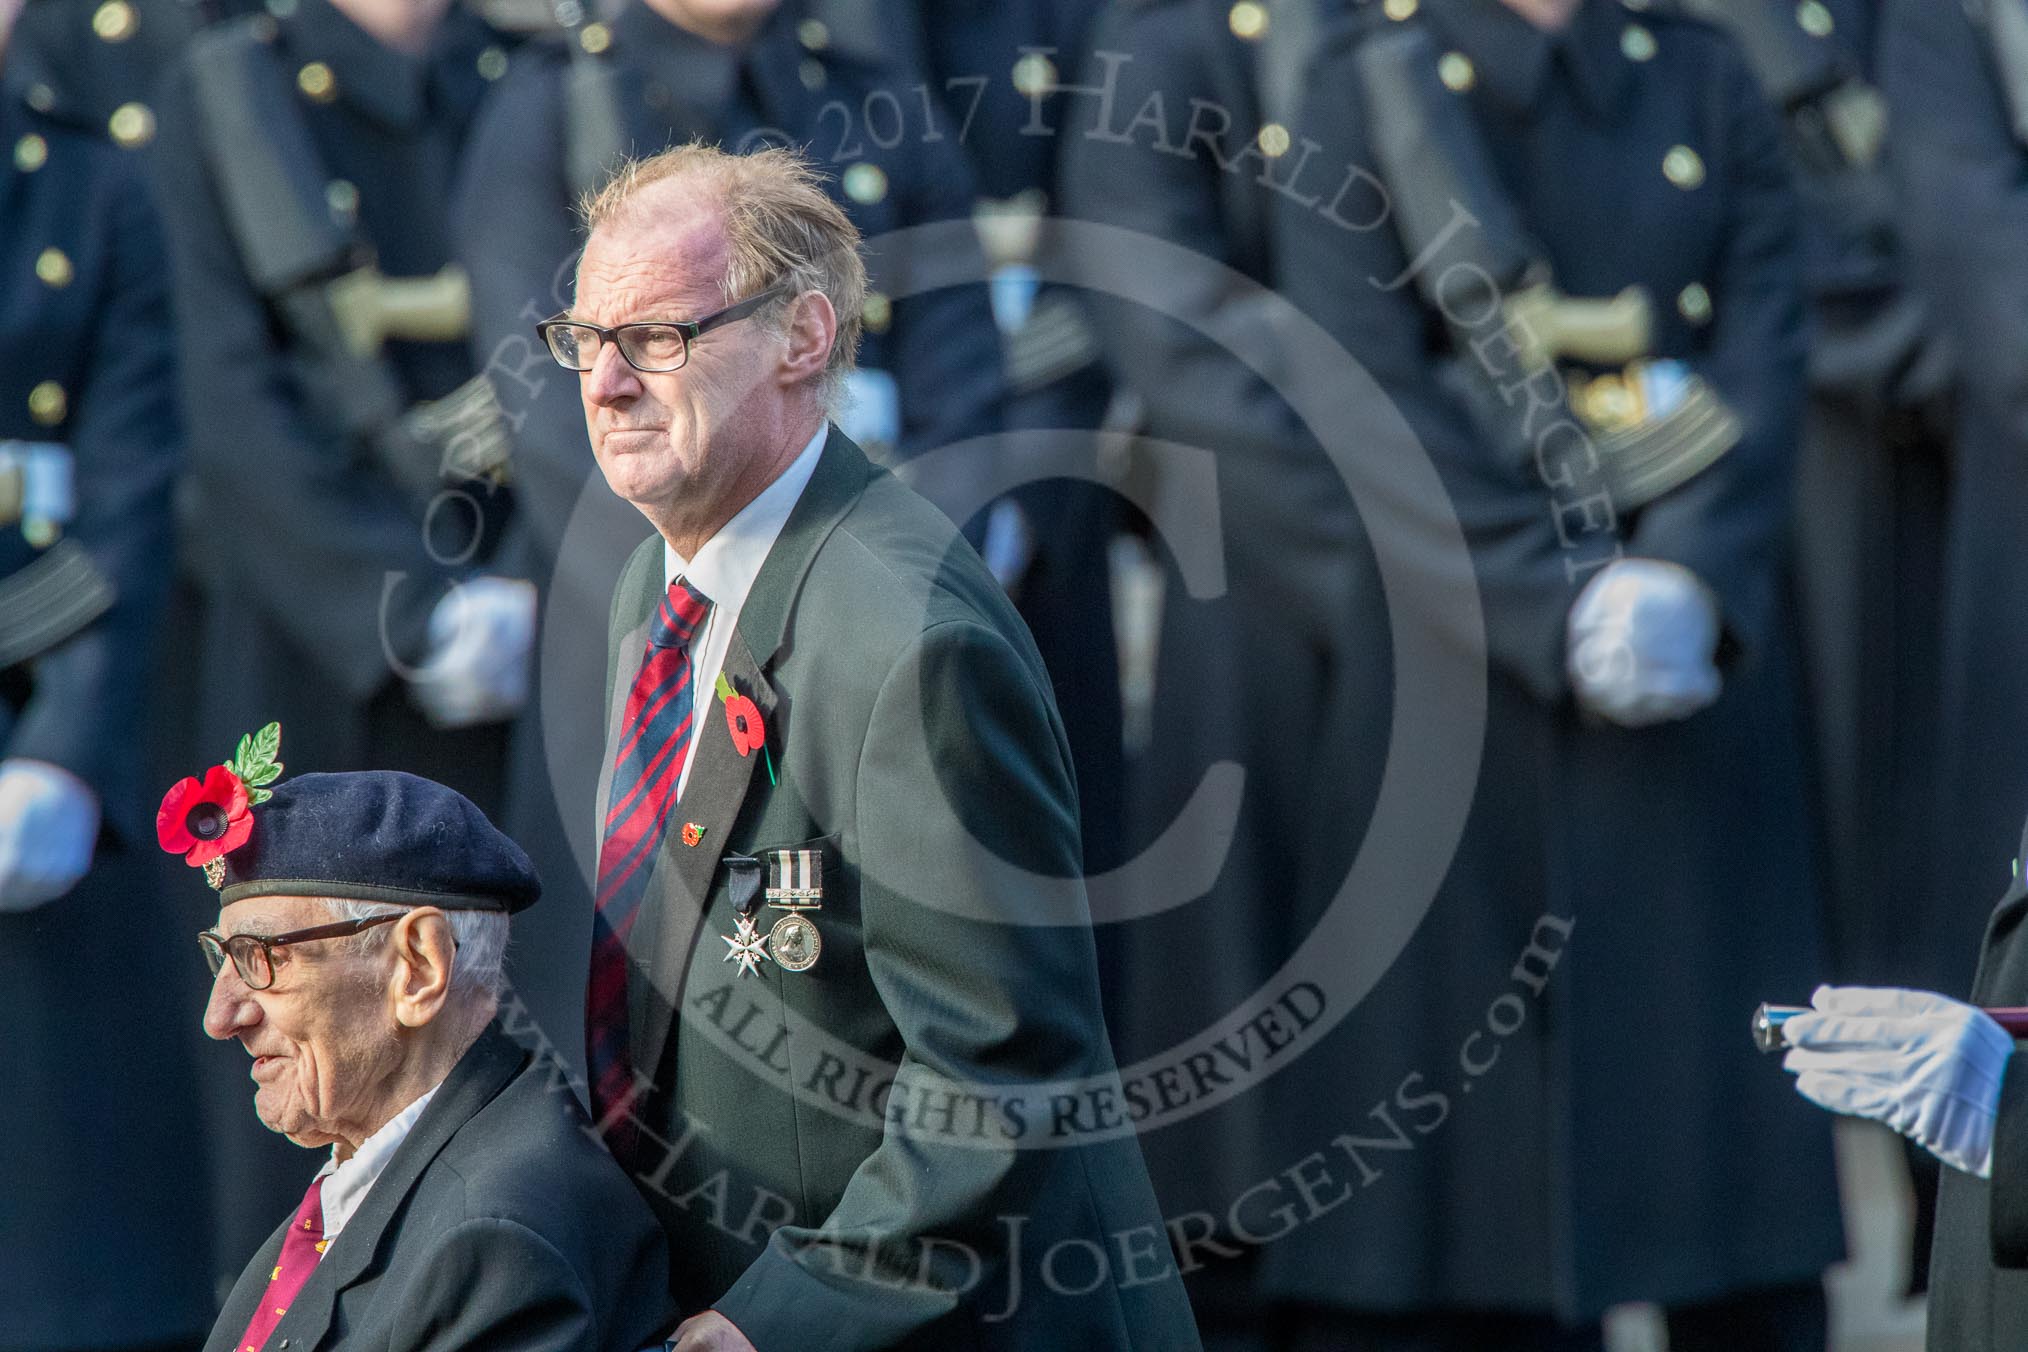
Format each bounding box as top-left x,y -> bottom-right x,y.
148,0 -> 517,1277
1076,0 -> 1841,1344
0,43 -> 213,1350
1058,9 -> 1383,1342
452,0 -> 1008,1077
1883,0 -> 2028,997
890,0 -> 1130,877
1266,0 -> 1842,1343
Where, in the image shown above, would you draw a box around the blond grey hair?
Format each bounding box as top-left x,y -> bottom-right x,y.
579,142 -> 867,410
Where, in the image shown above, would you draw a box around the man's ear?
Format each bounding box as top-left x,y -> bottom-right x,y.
387,907 -> 455,1029
776,290 -> 837,388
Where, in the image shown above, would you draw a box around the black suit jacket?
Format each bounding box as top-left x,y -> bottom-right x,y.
203,1024 -> 672,1352
598,428 -> 1201,1351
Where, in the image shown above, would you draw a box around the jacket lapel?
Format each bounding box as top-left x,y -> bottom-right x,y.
256,1025 -> 528,1352
610,427 -> 876,1082
202,1218 -> 292,1352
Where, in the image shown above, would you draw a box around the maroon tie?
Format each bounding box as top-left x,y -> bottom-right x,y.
586,577 -> 711,1158
232,1176 -> 326,1352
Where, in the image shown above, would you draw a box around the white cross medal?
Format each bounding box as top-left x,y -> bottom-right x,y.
722,914 -> 770,979
764,847 -> 823,972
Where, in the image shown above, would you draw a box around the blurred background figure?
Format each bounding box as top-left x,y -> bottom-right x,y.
1058,3 -> 1377,1343
1883,0 -> 2028,1082
147,0 -> 528,1282
453,0 -> 1009,1068
1270,0 -> 1844,1345
1682,0 -> 1957,1297
1073,0 -> 1845,1344
0,0 -> 214,1344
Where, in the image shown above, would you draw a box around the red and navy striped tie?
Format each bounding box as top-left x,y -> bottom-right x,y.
586,576 -> 711,1156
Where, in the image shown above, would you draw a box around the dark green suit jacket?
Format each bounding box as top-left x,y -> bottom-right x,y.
599,428 -> 1201,1350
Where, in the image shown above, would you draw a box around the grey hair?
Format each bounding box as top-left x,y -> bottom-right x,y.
323,899 -> 508,1002
577,142 -> 867,414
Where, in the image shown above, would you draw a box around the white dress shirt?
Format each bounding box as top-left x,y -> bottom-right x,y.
663,421 -> 827,798
315,1083 -> 440,1243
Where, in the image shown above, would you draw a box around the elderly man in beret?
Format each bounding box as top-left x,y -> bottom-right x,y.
160,726 -> 672,1352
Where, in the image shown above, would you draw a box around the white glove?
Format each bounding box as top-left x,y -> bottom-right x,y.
409,576 -> 537,729
1782,984 -> 2014,1179
1565,558 -> 1722,727
0,758 -> 100,912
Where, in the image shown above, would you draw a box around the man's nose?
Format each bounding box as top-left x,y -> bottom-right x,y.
202,961 -> 259,1041
583,338 -> 642,406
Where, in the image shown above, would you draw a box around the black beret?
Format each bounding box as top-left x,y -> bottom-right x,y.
210,771 -> 541,913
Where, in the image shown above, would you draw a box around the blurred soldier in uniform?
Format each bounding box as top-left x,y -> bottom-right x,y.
0,0 -> 214,1344
1058,3 -> 1367,1341
453,0 -> 1007,1067
149,0 -> 527,1282
11,0 -> 213,132
1883,0 -> 2028,1058
1266,0 -> 1842,1346
1688,0 -> 1956,1291
1686,0 -> 1951,991
873,0 -> 1130,876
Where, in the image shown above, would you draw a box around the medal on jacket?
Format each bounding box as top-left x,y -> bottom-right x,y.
721,854 -> 770,979
765,847 -> 823,972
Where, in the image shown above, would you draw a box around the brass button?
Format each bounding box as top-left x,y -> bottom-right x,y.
1663,144 -> 1705,189
108,101 -> 154,148
248,12 -> 278,42
1011,52 -> 1056,99
797,17 -> 828,51
842,162 -> 887,205
28,381 -> 66,427
1439,52 -> 1476,93
1621,23 -> 1657,61
861,292 -> 892,333
35,248 -> 72,289
325,179 -> 359,224
476,45 -> 508,81
1677,282 -> 1713,325
14,134 -> 47,173
296,61 -> 337,102
26,84 -> 55,114
93,0 -> 138,42
266,0 -> 298,18
578,22 -> 611,55
1257,122 -> 1292,158
1229,1 -> 1268,39
798,58 -> 825,92
1797,0 -> 1834,36
1384,0 -> 1419,19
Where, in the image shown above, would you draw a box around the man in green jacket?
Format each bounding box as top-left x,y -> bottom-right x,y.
536,140 -> 1201,1352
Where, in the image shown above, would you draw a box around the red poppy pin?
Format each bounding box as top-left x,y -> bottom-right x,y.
157,721 -> 283,889
714,672 -> 776,785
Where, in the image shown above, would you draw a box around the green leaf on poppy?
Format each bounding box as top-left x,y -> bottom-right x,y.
715,672 -> 735,702
230,721 -> 284,791
248,786 -> 273,806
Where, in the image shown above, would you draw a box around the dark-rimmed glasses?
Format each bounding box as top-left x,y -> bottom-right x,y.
536,286 -> 790,374
198,913 -> 402,991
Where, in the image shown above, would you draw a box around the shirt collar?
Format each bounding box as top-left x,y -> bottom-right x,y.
315,1083 -> 441,1241
1422,0 -> 1630,121
283,0 -> 493,132
665,422 -> 830,602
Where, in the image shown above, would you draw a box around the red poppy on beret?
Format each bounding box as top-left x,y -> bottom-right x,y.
157,765 -> 254,866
